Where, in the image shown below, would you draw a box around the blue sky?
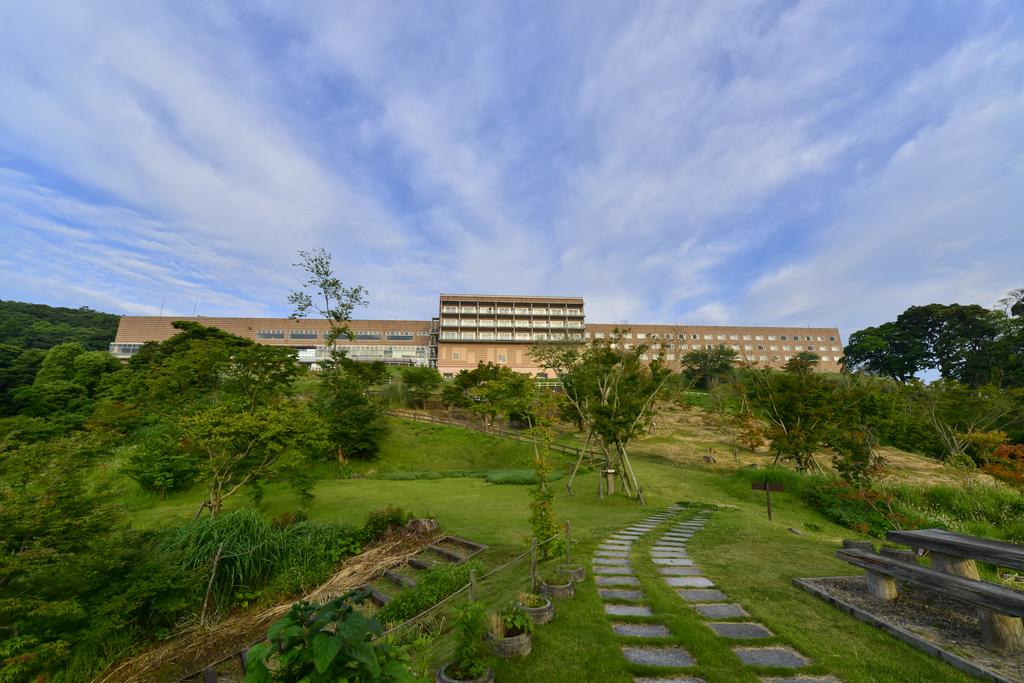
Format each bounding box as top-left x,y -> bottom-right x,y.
1,1 -> 1022,337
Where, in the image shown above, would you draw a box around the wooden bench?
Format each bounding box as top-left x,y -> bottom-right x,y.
886,528 -> 1024,578
836,545 -> 1024,651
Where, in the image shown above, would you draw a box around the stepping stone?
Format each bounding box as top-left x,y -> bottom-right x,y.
651,550 -> 689,557
595,550 -> 630,558
760,678 -> 841,683
595,566 -> 635,575
677,589 -> 728,602
694,603 -> 748,619
603,541 -> 633,547
594,557 -> 631,566
605,603 -> 652,617
733,647 -> 809,668
600,589 -> 644,601
653,558 -> 694,566
635,678 -> 706,683
708,622 -> 773,638
666,576 -> 714,588
621,646 -> 694,667
612,622 -> 671,638
597,575 -> 640,587
660,567 -> 704,576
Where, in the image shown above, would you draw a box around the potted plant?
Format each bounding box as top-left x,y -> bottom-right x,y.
557,562 -> 584,583
516,591 -> 554,625
436,602 -> 493,683
487,602 -> 534,657
539,571 -> 574,600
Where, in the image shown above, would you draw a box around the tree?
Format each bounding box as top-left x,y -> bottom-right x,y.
313,363 -> 388,462
911,380 -> 1021,465
400,366 -> 442,408
220,344 -> 303,413
784,351 -> 820,375
181,402 -> 328,516
288,248 -> 367,349
679,346 -> 738,389
533,332 -> 673,504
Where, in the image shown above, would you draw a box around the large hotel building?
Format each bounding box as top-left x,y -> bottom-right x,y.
110,293 -> 844,375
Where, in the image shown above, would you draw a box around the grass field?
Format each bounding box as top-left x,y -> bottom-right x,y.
129,415 -> 985,681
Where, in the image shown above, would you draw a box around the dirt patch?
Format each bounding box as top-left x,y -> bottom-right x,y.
800,576 -> 1024,682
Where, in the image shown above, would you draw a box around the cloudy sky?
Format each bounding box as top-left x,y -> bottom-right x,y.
1,1 -> 1022,336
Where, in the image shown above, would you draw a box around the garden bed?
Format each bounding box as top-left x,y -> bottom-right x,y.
796,575 -> 1024,682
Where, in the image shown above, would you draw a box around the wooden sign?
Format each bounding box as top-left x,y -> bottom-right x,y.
752,481 -> 783,520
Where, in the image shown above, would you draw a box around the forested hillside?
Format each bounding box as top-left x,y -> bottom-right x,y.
0,300 -> 120,416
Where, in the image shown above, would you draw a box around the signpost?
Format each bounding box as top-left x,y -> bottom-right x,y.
752,481 -> 784,520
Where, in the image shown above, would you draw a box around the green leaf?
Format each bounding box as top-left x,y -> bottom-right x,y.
350,640 -> 381,678
312,633 -> 342,674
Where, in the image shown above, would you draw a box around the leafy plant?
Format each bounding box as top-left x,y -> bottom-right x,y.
361,506 -> 412,542
447,601 -> 490,681
376,562 -> 482,625
244,588 -> 413,682
493,602 -> 532,637
517,592 -> 546,608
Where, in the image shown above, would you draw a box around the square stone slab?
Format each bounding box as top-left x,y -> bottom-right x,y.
596,549 -> 630,557
660,567 -> 704,576
760,678 -> 841,683
612,622 -> 671,638
621,646 -> 694,667
733,647 -> 809,668
666,576 -> 714,588
634,678 -> 706,683
708,622 -> 773,639
651,550 -> 689,557
677,589 -> 728,602
694,603 -> 748,619
605,603 -> 652,617
653,558 -> 694,566
595,566 -> 635,575
600,589 -> 644,601
597,575 -> 640,586
594,557 -> 631,566
602,540 -> 633,547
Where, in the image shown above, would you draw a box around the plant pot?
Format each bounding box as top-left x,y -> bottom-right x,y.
489,630 -> 532,658
518,597 -> 554,625
436,663 -> 494,683
558,563 -> 584,582
540,579 -> 575,600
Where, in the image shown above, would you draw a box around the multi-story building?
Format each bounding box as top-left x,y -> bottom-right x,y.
110,294 -> 843,374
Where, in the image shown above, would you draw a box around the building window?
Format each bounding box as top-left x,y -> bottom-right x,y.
460,332 -> 476,340
759,355 -> 768,361
783,345 -> 791,351
807,345 -> 815,351
729,335 -> 739,340
744,345 -> 753,351
757,345 -> 764,350
742,335 -> 752,340
452,351 -> 461,360
256,330 -> 285,339
498,353 -> 507,363
354,331 -> 381,340
386,332 -> 414,340
829,336 -> 836,342
770,346 -> 778,351
289,330 -> 318,339
767,336 -> 776,341
780,335 -> 788,341
443,372 -> 453,378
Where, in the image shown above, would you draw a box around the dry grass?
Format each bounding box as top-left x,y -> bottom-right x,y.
95,533 -> 433,683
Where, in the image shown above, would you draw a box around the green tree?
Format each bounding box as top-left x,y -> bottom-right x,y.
784,351 -> 821,375
313,364 -> 388,462
680,345 -> 738,389
182,402 -> 328,516
288,248 -> 367,350
400,366 -> 442,408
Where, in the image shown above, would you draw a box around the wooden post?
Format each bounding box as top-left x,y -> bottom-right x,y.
469,568 -> 477,601
530,538 -> 538,593
930,552 -> 981,580
865,570 -> 898,600
766,489 -> 772,521
979,611 -> 1024,652
565,521 -> 572,564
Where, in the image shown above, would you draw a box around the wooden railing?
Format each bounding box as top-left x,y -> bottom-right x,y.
386,409 -> 597,462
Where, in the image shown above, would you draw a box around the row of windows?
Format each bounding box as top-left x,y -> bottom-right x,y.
441,306 -> 583,316
441,331 -> 585,341
255,329 -> 428,341
440,319 -> 583,329
588,331 -> 838,343
621,351 -> 837,363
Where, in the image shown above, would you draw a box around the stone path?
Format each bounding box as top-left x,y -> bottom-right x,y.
593,505 -> 839,683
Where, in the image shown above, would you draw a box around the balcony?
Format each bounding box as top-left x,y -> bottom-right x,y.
533,321 -> 549,329
533,308 -> 549,316
459,319 -> 477,327
478,319 -> 495,327
547,308 -> 565,316
441,319 -> 458,327
496,320 -> 513,328
566,308 -> 583,317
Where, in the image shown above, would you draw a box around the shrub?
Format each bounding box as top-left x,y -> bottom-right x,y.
448,601 -> 490,681
491,602 -> 532,637
376,561 -> 483,625
244,588 -> 414,682
361,506 -> 412,542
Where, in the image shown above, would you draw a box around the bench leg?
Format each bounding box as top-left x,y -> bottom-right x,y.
979,609 -> 1024,652
865,570 -> 897,600
930,552 -> 980,580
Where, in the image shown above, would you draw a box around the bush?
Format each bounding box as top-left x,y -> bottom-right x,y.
361,506 -> 412,542
244,588 -> 414,682
376,561 -> 483,625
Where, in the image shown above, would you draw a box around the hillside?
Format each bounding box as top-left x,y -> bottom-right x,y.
0,299 -> 119,351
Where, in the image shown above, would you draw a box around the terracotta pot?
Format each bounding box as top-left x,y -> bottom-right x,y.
558,563 -> 584,582
540,579 -> 575,600
518,597 -> 554,625
489,630 -> 532,658
435,663 -> 494,683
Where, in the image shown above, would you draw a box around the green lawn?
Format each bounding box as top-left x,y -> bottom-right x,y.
130,418 -> 980,682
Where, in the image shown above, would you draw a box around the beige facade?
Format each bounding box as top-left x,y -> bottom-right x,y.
110,294 -> 844,374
